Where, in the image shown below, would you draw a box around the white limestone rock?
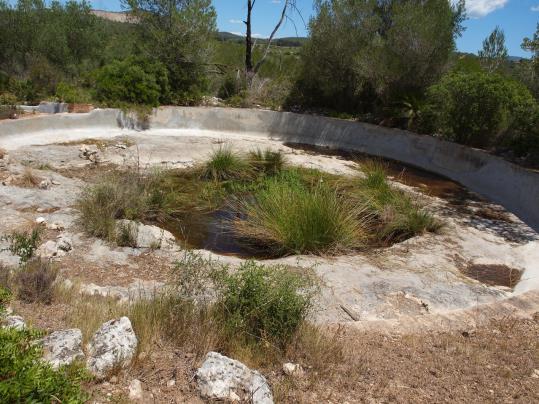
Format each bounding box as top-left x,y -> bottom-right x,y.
282,362 -> 304,377
86,317 -> 138,379
41,329 -> 85,369
36,235 -> 73,258
128,379 -> 144,401
116,220 -> 176,250
196,351 -> 273,404
3,315 -> 26,330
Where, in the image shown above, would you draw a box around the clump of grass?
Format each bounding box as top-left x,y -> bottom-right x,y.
202,145 -> 249,181
232,171 -> 369,255
18,167 -> 42,188
14,258 -> 58,304
357,161 -> 442,243
76,170 -> 167,242
248,148 -> 286,175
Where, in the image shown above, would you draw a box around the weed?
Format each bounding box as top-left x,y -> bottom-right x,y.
116,220 -> 138,248
202,145 -> 250,181
1,227 -> 42,264
15,258 -> 58,304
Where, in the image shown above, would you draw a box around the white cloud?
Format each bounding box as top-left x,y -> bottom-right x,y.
457,0 -> 509,18
531,5 -> 539,12
228,19 -> 242,24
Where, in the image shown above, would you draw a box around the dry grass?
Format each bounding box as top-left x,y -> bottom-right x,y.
0,148 -> 6,159
15,258 -> 58,304
14,167 -> 42,188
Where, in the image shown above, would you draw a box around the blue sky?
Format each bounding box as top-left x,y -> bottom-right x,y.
9,0 -> 539,57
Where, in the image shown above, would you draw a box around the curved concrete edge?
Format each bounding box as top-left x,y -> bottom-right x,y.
1,107 -> 538,232
340,290 -> 539,334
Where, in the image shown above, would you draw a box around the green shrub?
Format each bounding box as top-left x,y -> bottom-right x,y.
94,57 -> 170,107
232,171 -> 369,254
0,92 -> 17,107
0,327 -> 87,402
1,228 -> 42,264
0,286 -> 11,316
218,261 -> 316,347
15,258 -> 58,304
55,82 -> 92,104
421,71 -> 538,148
202,146 -> 249,181
173,252 -> 316,349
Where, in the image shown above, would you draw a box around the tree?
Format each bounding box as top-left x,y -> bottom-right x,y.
291,0 -> 466,114
478,26 -> 508,73
243,0 -> 296,81
124,0 -> 216,104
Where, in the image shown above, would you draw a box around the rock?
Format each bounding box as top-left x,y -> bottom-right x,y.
282,363 -> 304,377
47,222 -> 65,231
128,379 -> 144,401
51,180 -> 61,186
35,216 -> 47,225
79,279 -> 165,303
36,236 -> 72,258
3,315 -> 26,330
532,369 -> 539,379
41,329 -> 85,369
196,352 -> 273,404
86,317 -> 138,379
79,145 -> 101,163
166,379 -> 176,388
39,179 -> 51,190
116,220 -> 176,250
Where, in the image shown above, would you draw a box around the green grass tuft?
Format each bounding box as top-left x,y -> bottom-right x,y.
232,171 -> 369,255
202,146 -> 249,181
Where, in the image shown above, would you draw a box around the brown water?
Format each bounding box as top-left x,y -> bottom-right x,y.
461,264 -> 522,288
284,142 -> 479,204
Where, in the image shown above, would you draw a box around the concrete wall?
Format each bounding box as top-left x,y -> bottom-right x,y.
1,107 -> 538,232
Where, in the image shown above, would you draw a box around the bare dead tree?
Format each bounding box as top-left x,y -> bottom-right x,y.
244,0 -> 296,81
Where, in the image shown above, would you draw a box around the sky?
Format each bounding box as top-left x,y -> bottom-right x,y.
9,0 -> 539,57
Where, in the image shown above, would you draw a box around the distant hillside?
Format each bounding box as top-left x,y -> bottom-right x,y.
91,9 -> 131,23
216,32 -> 307,47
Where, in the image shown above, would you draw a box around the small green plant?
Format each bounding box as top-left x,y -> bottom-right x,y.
115,221 -> 138,248
0,286 -> 11,316
218,261 -> 316,347
232,171 -> 369,255
202,146 -> 250,181
15,258 -> 58,304
2,227 -> 42,264
0,327 -> 88,402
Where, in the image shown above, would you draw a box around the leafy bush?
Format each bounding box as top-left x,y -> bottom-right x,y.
94,57 -> 170,107
55,82 -> 92,104
15,258 -> 58,304
218,261 -> 316,346
232,171 -> 369,255
0,92 -> 17,106
0,327 -> 87,402
0,286 -> 11,316
420,71 -> 538,148
1,227 -> 42,264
